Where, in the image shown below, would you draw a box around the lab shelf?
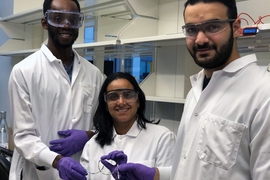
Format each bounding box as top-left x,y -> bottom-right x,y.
0,8 -> 43,24
0,0 -> 158,24
0,49 -> 38,57
146,96 -> 185,104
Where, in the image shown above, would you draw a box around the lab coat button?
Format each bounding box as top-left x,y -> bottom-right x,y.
195,113 -> 198,116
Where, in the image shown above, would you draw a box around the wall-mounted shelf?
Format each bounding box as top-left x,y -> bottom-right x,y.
0,8 -> 43,24
0,33 -> 192,104
146,96 -> 185,104
0,49 -> 39,57
121,33 -> 185,44
0,34 -> 186,57
0,0 -> 159,25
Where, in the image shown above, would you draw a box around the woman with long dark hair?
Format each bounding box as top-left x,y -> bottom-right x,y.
80,72 -> 175,180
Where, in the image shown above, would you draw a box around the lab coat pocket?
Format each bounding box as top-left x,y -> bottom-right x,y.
81,82 -> 94,114
196,114 -> 246,170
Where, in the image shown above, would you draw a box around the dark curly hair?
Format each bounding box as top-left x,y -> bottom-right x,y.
183,0 -> 238,20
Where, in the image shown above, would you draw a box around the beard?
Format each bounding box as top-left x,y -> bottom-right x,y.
188,29 -> 234,69
48,25 -> 78,48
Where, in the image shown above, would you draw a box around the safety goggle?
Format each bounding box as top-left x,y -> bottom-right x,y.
182,19 -> 235,39
45,10 -> 84,29
104,89 -> 139,105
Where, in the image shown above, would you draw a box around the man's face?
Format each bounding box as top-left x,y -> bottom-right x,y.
184,2 -> 235,70
45,0 -> 80,48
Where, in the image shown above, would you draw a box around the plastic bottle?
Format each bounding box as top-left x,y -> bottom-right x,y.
0,111 -> 8,148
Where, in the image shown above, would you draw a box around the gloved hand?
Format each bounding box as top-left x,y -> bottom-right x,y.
118,163 -> 156,180
57,157 -> 87,180
100,150 -> 127,179
50,129 -> 89,157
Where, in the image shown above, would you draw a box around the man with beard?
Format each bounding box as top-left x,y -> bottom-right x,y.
8,0 -> 105,179
98,0 -> 270,180
170,0 -> 270,179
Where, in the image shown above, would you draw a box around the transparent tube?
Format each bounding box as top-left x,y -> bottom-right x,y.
0,111 -> 8,148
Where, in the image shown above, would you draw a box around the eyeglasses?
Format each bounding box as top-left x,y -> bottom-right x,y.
86,160 -> 121,180
182,19 -> 235,39
45,10 -> 84,29
104,89 -> 139,105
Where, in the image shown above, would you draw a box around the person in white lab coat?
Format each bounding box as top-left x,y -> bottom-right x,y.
170,0 -> 270,179
80,72 -> 176,180
8,0 -> 104,179
107,1 -> 270,180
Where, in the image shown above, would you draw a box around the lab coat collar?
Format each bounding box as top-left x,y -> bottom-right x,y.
112,119 -> 142,139
222,54 -> 257,73
40,44 -> 81,64
191,54 -> 257,82
190,54 -> 257,101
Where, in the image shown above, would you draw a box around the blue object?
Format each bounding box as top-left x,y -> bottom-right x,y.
243,27 -> 259,36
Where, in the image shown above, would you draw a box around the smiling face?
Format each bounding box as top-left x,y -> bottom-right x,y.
105,78 -> 140,128
184,2 -> 239,72
43,0 -> 79,49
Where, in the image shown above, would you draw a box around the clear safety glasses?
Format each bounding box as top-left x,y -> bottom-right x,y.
182,19 -> 235,39
85,160 -> 121,180
104,89 -> 139,105
45,10 -> 84,29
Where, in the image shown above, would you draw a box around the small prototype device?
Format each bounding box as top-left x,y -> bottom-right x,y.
242,27 -> 259,36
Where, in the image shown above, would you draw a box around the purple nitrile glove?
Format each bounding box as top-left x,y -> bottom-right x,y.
57,157 -> 87,180
50,129 -> 89,157
118,163 -> 156,180
100,150 -> 127,179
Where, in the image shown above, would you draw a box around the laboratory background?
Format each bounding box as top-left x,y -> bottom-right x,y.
0,0 -> 270,141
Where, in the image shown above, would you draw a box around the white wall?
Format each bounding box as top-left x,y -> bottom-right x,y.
97,17 -> 159,41
13,0 -> 43,13
158,0 -> 185,35
237,0 -> 270,25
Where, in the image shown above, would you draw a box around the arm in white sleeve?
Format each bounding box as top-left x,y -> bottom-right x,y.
250,98 -> 270,179
9,65 -> 57,167
155,130 -> 176,180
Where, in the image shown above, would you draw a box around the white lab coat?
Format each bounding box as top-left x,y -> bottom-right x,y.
80,121 -> 176,180
171,54 -> 270,180
8,44 -> 105,180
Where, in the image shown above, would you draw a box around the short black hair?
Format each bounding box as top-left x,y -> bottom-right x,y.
183,0 -> 238,20
43,0 -> 81,15
93,72 -> 154,147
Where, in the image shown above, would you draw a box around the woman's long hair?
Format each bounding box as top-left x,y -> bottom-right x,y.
93,72 -> 155,147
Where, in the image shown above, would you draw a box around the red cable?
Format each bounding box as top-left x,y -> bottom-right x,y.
237,12 -> 256,24
239,18 -> 249,25
255,14 -> 270,24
